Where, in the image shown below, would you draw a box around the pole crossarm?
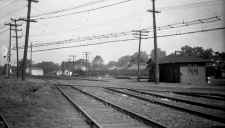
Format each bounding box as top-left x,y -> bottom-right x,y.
18,18 -> 37,23
132,34 -> 149,37
132,30 -> 149,33
29,0 -> 39,2
11,29 -> 22,31
12,36 -> 23,38
147,9 -> 161,13
132,30 -> 149,40
5,23 -> 22,27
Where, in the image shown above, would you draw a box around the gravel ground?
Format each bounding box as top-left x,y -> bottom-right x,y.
79,87 -> 225,128
0,78 -> 89,128
1,77 -> 224,128
61,86 -> 150,128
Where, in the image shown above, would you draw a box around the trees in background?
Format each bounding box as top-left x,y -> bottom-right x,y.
150,48 -> 166,60
112,51 -> 149,68
92,55 -> 104,70
106,61 -> 117,68
34,61 -> 59,74
117,55 -> 131,67
130,51 -> 149,64
170,45 -> 214,59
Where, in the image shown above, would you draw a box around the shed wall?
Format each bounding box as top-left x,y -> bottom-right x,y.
180,65 -> 206,85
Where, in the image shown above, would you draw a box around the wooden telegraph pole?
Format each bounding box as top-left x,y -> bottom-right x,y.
69,55 -> 76,64
83,52 -> 89,76
20,0 -> 38,80
148,0 -> 160,84
132,30 -> 149,81
4,22 -> 21,78
4,23 -> 12,78
11,18 -> 22,79
30,42 -> 33,74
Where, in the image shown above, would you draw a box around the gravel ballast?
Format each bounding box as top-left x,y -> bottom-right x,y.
78,87 -> 225,128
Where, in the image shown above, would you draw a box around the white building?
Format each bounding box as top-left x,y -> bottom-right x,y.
26,67 -> 44,76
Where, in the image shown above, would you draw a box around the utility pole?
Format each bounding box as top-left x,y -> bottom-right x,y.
69,55 -> 76,64
148,0 -> 160,84
83,52 -> 89,76
132,30 -> 149,82
11,18 -> 22,79
20,0 -> 38,80
4,23 -> 12,78
30,42 -> 33,74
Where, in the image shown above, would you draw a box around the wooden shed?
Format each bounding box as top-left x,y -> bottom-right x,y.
159,56 -> 211,85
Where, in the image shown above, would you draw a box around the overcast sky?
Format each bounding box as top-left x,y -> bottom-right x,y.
0,0 -> 224,65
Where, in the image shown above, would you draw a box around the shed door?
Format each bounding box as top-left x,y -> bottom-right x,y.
160,64 -> 180,82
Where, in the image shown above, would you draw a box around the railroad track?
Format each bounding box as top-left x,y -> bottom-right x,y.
57,84 -> 225,107
174,92 -> 225,101
124,88 -> 225,111
105,88 -> 225,124
56,84 -> 225,99
0,114 -> 9,128
56,86 -> 165,128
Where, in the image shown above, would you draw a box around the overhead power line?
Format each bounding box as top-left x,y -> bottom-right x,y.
0,25 -> 6,30
155,26 -> 225,38
24,16 -> 221,48
29,0 -> 222,21
0,5 -> 26,20
12,16 -> 222,49
143,16 -> 221,31
33,38 -> 136,52
33,0 -> 133,20
0,0 -> 16,9
29,15 -> 221,39
32,26 -> 225,53
158,0 -> 224,11
0,28 -> 8,34
32,31 -> 131,47
31,0 -> 111,18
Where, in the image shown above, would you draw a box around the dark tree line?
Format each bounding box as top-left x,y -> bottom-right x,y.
169,45 -> 222,59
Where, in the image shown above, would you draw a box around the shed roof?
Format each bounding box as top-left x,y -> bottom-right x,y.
158,56 -> 211,64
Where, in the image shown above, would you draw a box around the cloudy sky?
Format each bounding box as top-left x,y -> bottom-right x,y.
0,0 -> 224,65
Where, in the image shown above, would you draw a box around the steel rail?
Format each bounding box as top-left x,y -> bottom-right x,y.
0,114 -> 9,128
125,88 -> 225,111
70,86 -> 166,128
106,88 -> 225,124
56,83 -> 225,99
56,86 -> 103,128
174,92 -> 225,101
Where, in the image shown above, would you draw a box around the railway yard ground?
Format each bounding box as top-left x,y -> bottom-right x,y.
0,76 -> 225,128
